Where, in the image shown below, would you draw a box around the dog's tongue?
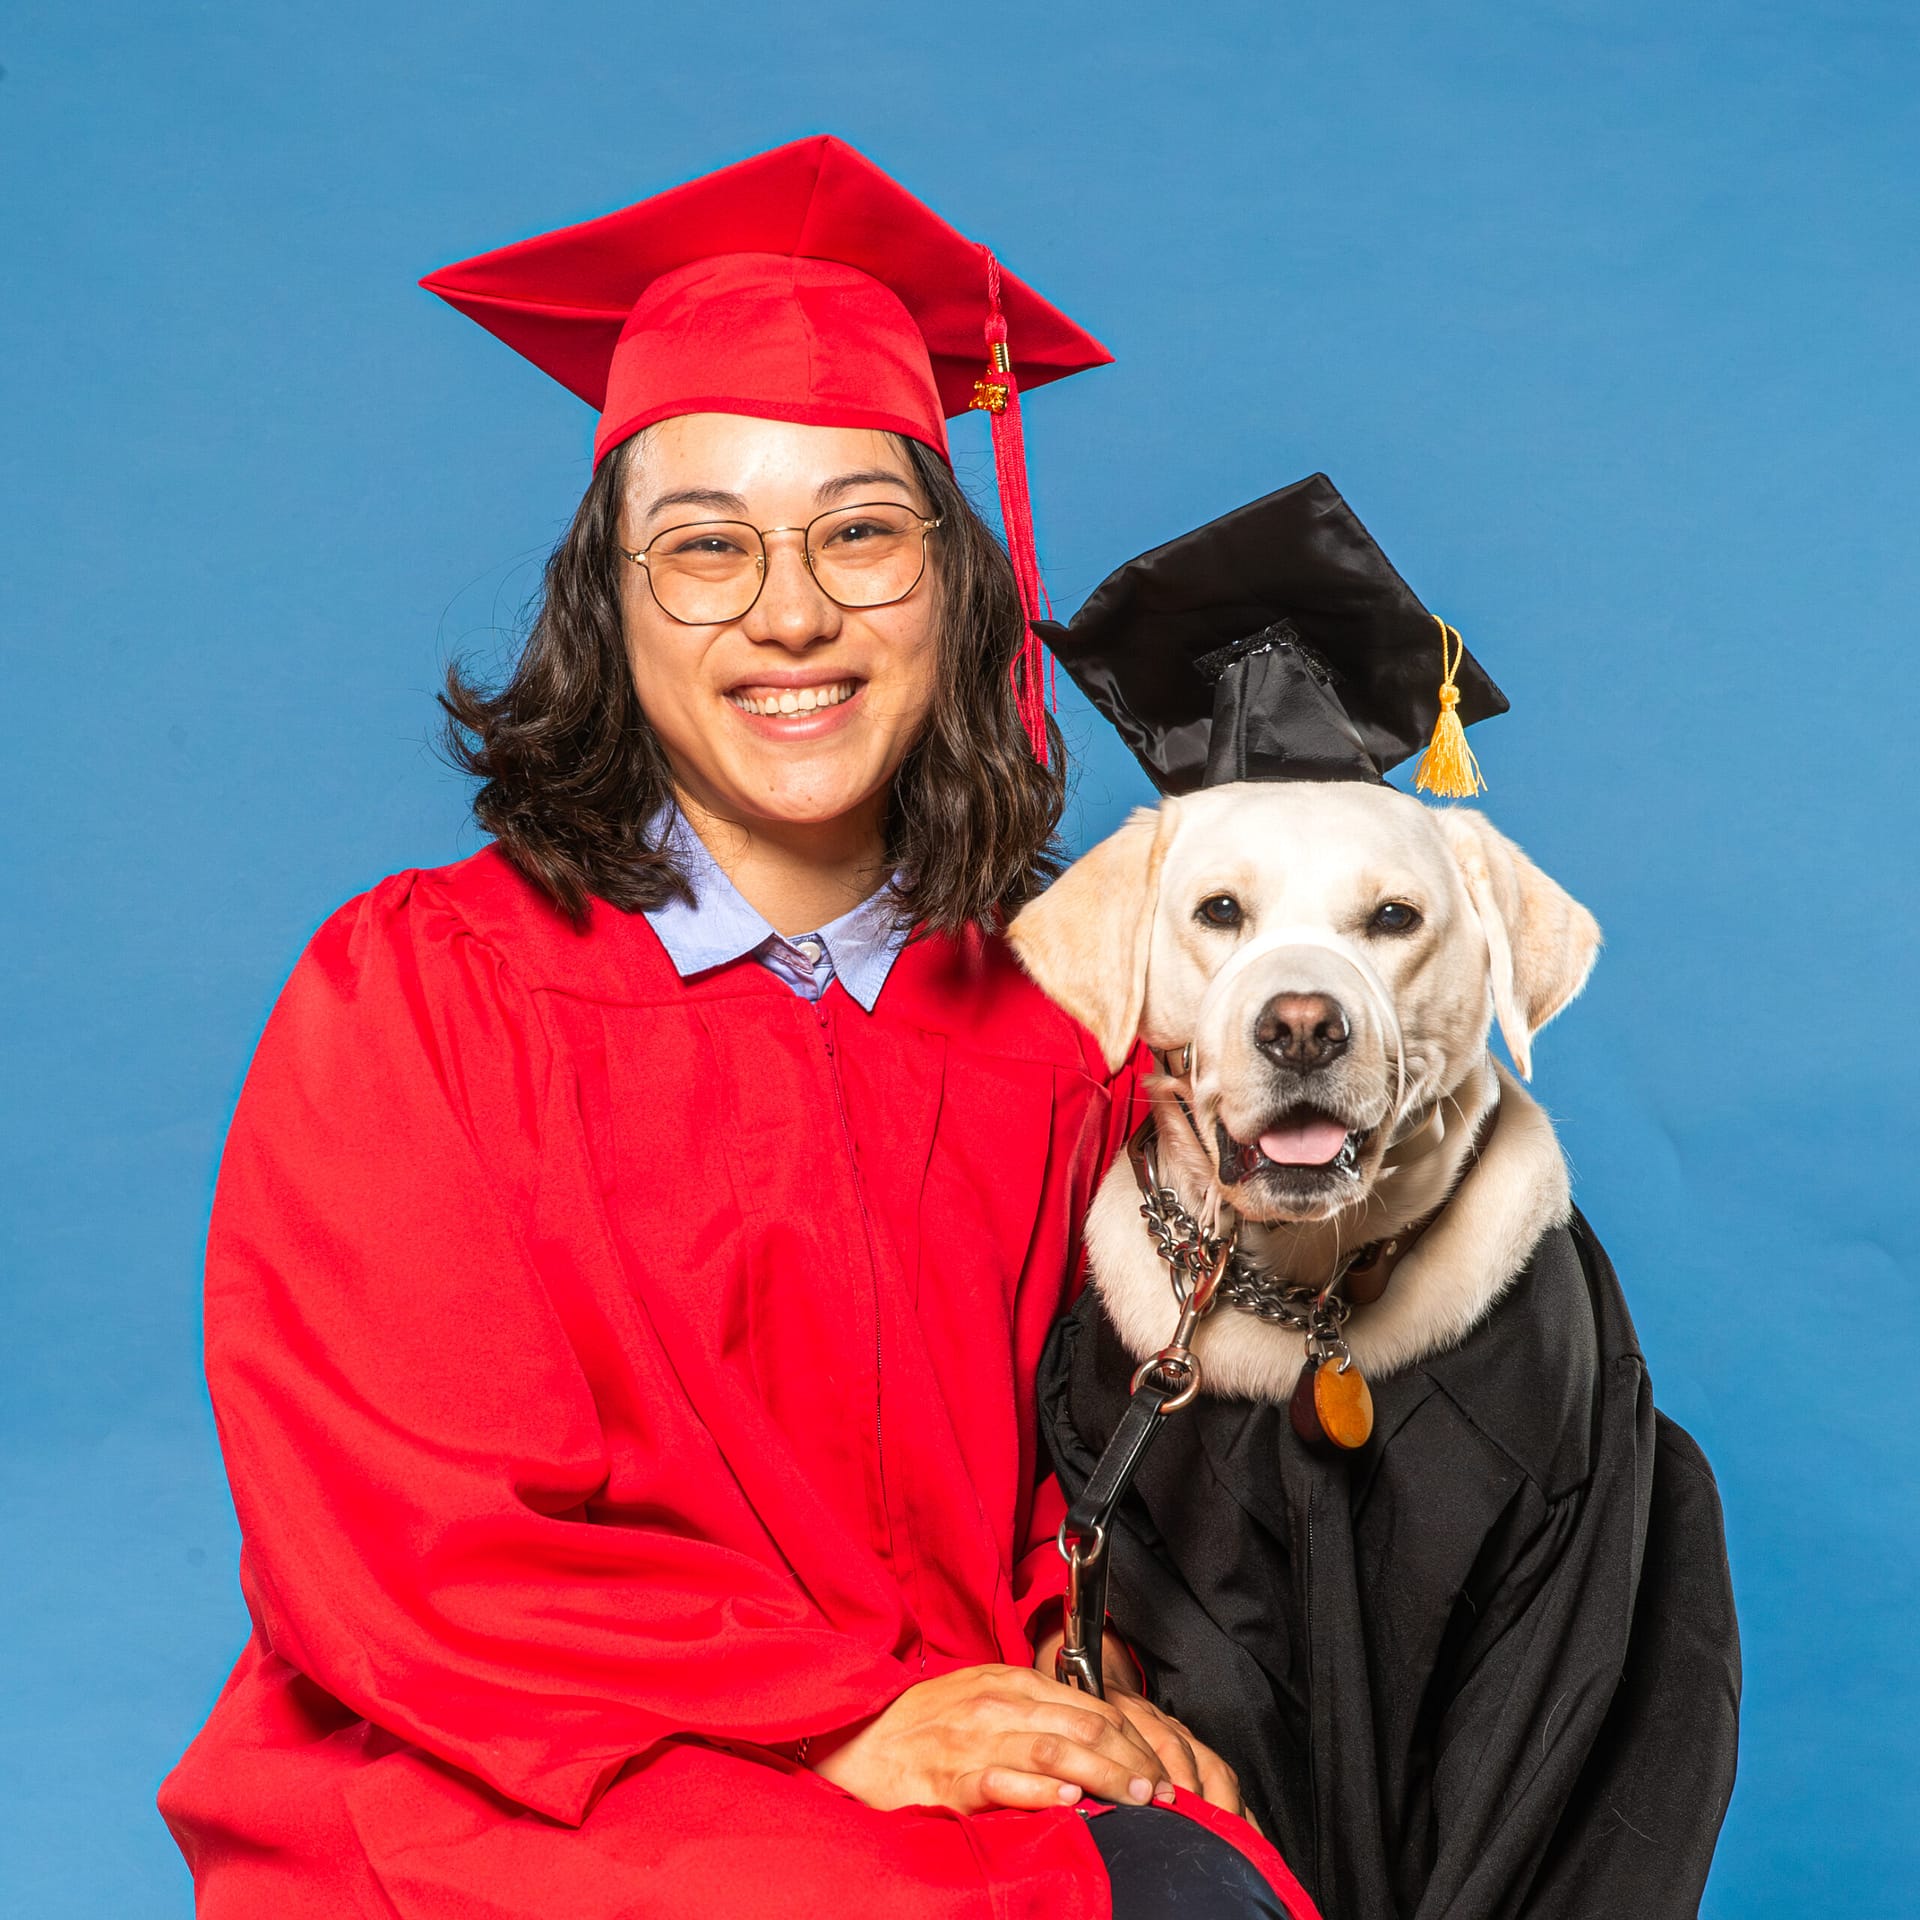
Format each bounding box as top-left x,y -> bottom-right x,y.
1257,1117 -> 1350,1167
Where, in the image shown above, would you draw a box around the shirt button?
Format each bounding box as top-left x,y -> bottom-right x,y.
795,937 -> 824,966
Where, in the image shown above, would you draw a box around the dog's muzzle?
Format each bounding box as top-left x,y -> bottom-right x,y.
1193,926 -> 1408,1206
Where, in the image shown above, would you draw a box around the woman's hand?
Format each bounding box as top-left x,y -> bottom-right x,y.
1030,1624 -> 1245,1819
807,1663 -> 1174,1814
1105,1688 -> 1245,1820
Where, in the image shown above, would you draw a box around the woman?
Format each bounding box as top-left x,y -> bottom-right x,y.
159,137 -> 1314,1920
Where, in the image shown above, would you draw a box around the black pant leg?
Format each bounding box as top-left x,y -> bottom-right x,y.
1085,1805 -> 1288,1920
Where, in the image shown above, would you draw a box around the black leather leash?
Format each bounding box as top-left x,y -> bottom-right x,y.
1055,1119 -> 1232,1698
1054,1368 -> 1178,1695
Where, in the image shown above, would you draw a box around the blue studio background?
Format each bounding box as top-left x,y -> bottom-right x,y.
4,3 -> 1914,1912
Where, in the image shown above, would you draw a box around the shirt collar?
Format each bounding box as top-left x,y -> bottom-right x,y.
640,810 -> 910,1013
813,882 -> 913,1014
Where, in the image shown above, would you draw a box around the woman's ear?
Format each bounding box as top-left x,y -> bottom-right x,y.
1434,809 -> 1601,1080
1008,804 -> 1175,1072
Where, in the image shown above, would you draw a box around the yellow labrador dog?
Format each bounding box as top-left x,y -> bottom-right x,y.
1010,778 -> 1600,1399
1010,481 -> 1738,1913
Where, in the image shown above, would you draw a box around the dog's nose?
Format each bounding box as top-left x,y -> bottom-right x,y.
1254,993 -> 1350,1073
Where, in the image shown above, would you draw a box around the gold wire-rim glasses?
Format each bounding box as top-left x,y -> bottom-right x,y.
619,502 -> 943,626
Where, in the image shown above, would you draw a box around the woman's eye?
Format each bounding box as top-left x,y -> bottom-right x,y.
819,513 -> 909,550
1370,901 -> 1421,935
1195,894 -> 1243,930
669,534 -> 751,558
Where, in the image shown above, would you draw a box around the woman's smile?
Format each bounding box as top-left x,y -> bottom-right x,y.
724,674 -> 864,725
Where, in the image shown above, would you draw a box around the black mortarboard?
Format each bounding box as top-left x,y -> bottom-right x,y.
1036,473 -> 1508,795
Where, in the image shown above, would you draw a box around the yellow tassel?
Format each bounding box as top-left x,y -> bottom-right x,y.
1413,618 -> 1487,799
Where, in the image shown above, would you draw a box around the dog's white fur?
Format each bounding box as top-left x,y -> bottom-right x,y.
1011,783 -> 1601,1402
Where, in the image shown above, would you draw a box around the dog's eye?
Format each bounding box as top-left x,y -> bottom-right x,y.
1195,894 -> 1244,930
1370,901 -> 1421,935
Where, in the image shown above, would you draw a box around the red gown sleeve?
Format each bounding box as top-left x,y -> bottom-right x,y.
1008,1042 -> 1151,1644
204,876 -> 913,1827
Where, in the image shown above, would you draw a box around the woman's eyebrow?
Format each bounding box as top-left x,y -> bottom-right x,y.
644,486 -> 749,520
814,468 -> 914,504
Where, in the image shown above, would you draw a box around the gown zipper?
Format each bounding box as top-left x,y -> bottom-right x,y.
1303,1478 -> 1323,1899
812,1000 -> 900,1578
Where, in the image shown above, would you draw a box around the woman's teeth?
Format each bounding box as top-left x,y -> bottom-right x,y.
728,681 -> 857,717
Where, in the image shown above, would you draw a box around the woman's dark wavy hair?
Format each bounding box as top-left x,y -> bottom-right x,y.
440,434 -> 1066,934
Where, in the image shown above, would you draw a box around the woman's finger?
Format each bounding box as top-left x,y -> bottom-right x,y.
1191,1742 -> 1244,1817
959,1766 -> 1089,1813
1024,1696 -> 1167,1781
1113,1696 -> 1203,1797
1008,1728 -> 1160,1807
984,1681 -> 1166,1785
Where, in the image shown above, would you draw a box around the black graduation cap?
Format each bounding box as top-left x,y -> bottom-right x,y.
1036,473 -> 1508,795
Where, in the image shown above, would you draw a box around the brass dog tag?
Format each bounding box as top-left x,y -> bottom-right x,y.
1291,1356 -> 1375,1452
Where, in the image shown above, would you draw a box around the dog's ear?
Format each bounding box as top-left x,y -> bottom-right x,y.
1008,803 -> 1175,1072
1434,809 -> 1601,1079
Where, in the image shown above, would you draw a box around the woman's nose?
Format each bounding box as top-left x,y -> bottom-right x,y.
742,531 -> 841,649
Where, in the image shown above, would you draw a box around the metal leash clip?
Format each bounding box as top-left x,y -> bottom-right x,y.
1127,1234 -> 1230,1414
1054,1515 -> 1107,1695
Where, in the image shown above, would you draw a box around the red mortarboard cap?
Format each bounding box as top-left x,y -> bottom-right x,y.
422,136 -> 1111,759
421,133 -> 1110,465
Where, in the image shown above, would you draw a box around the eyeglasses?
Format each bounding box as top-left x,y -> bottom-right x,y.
620,502 -> 942,626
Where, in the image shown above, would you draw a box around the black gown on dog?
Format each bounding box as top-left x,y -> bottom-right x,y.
1039,1210 -> 1740,1920
1032,476 -> 1741,1914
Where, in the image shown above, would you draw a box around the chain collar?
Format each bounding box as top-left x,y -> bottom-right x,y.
1127,1117 -> 1361,1366
1136,1031 -> 1489,1381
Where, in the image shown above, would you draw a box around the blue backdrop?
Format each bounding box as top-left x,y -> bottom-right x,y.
4,3 -> 1914,1912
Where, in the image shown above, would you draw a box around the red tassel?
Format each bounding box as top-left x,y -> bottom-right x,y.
972,250 -> 1053,766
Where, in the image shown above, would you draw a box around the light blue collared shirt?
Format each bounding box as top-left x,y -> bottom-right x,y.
641,812 -> 910,1013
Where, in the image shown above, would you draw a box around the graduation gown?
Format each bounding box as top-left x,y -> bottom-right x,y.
1039,1211 -> 1741,1920
159,846 -> 1313,1920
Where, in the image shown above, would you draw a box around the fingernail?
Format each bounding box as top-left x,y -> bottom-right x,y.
1057,1783 -> 1082,1804
1153,1781 -> 1177,1804
1128,1776 -> 1153,1804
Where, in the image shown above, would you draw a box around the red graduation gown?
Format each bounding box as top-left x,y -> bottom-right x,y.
159,848 -> 1308,1919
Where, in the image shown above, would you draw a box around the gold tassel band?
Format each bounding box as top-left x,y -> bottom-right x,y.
1413,617 -> 1487,799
